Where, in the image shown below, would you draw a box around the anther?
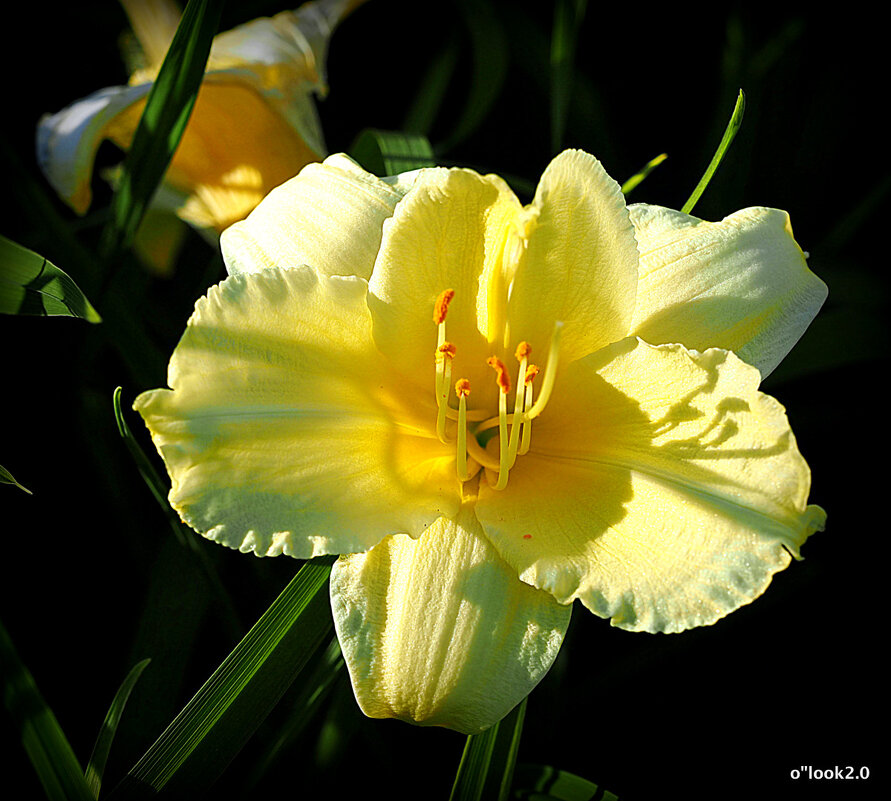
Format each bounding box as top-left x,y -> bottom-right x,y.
524,364 -> 540,385
515,341 -> 532,361
433,289 -> 455,325
487,356 -> 511,395
437,342 -> 457,361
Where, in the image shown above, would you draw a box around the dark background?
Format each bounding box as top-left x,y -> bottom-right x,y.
1,1 -> 886,799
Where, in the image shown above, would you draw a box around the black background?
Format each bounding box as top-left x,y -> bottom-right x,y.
1,1 -> 886,799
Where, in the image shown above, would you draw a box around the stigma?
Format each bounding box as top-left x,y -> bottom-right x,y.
431,290 -> 562,490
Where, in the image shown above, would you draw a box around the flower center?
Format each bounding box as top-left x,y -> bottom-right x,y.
432,289 -> 562,490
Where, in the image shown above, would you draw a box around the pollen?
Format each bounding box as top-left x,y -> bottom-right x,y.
487,356 -> 511,394
524,364 -> 540,385
456,378 -> 471,397
433,289 -> 455,324
437,341 -> 457,361
515,341 -> 532,361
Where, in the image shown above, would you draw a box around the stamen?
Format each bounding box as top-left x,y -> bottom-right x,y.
524,321 -> 563,421
436,343 -> 455,443
455,379 -> 471,481
507,342 -> 531,470
487,357 -> 512,490
434,290 -> 455,401
519,365 -> 538,455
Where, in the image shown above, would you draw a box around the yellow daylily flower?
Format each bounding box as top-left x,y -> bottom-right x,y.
36,0 -> 363,234
134,150 -> 828,734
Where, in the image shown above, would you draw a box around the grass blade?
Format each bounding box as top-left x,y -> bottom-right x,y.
1,616 -> 95,801
1,463 -> 32,494
550,0 -> 588,154
681,89 -> 746,214
84,659 -> 151,799
349,129 -> 436,176
100,0 -> 224,262
0,234 -> 101,322
511,763 -> 620,800
439,0 -> 509,152
449,697 -> 527,801
106,557 -> 334,798
621,152 -> 668,195
113,387 -> 241,637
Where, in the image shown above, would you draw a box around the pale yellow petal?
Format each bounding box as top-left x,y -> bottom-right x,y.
629,204 -> 828,378
221,154 -> 406,277
134,266 -> 459,559
367,166 -> 521,399
507,149 -> 639,364
331,502 -> 571,734
476,337 -> 825,633
36,83 -> 152,214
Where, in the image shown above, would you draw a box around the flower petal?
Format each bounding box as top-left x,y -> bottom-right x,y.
162,79 -> 324,231
476,337 -> 825,633
367,166 -> 521,393
629,204 -> 828,378
507,150 -> 639,364
36,83 -> 152,214
134,266 -> 459,559
330,502 -> 571,734
221,154 -> 409,278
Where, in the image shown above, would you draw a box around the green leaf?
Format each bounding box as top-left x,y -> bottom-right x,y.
439,0 -> 509,153
0,234 -> 101,322
681,89 -> 746,214
100,0 -> 224,261
84,660 -> 151,799
106,557 -> 334,798
1,463 -> 32,494
450,698 -> 527,801
550,0 -> 588,154
113,387 -> 241,637
243,637 -> 345,789
1,615 -> 95,801
511,764 -> 619,801
349,129 -> 436,176
621,153 -> 668,195
403,36 -> 460,135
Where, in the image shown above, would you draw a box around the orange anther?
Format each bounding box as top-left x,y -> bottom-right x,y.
515,341 -> 532,361
524,364 -> 540,385
436,341 -> 457,361
455,378 -> 471,398
433,289 -> 455,324
487,356 -> 511,394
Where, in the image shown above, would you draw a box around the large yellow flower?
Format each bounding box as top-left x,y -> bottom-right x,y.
135,150 -> 827,734
37,0 -> 362,233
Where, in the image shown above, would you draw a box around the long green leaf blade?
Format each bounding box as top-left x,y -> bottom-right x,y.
107,557 -> 334,797
450,697 -> 527,801
84,659 -> 151,799
511,763 -> 619,800
621,152 -> 668,195
100,0 -> 224,261
681,89 -> 746,214
1,616 -> 95,801
113,387 -> 241,637
0,234 -> 101,322
1,463 -> 32,494
349,129 -> 436,176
